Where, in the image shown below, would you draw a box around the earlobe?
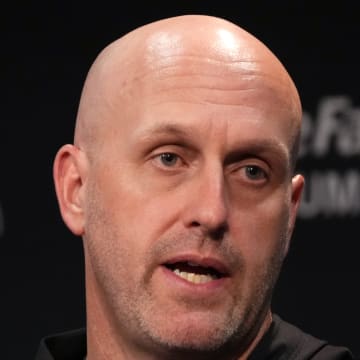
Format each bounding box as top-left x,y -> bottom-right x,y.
53,144 -> 88,236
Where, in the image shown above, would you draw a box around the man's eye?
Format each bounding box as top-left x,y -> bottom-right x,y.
245,165 -> 267,180
159,153 -> 179,167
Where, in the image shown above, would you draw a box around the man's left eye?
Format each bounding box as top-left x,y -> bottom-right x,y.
245,165 -> 267,180
159,153 -> 179,166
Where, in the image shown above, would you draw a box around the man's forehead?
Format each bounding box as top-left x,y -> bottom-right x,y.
87,15 -> 296,107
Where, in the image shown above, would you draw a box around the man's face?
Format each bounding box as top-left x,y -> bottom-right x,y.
82,45 -> 302,354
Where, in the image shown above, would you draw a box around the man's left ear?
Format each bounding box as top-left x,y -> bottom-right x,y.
285,174 -> 305,252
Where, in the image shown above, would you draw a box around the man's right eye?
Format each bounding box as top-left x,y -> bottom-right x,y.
158,152 -> 180,167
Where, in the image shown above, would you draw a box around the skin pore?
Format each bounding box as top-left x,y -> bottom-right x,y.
53,15 -> 304,360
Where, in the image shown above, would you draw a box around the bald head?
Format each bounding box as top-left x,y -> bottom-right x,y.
74,14 -> 301,168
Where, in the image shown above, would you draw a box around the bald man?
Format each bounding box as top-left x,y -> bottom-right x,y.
35,15 -> 354,360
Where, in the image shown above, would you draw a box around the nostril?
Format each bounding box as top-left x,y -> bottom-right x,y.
189,220 -> 228,241
209,224 -> 228,241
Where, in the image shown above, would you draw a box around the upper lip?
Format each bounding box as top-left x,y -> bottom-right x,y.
162,253 -> 231,276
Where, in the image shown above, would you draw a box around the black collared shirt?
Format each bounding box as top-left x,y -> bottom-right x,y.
249,314 -> 354,359
35,328 -> 86,360
35,314 -> 354,359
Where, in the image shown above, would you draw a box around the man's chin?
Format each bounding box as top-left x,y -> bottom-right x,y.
141,313 -> 239,355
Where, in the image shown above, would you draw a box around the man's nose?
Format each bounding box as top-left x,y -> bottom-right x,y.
182,167 -> 229,239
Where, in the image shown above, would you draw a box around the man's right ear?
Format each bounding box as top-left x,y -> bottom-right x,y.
53,144 -> 88,236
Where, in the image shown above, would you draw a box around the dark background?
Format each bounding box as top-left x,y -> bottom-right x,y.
2,2 -> 359,359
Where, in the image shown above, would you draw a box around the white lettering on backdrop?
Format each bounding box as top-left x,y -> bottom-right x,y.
298,96 -> 360,218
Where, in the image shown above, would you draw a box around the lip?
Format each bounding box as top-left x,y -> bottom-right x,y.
162,253 -> 231,277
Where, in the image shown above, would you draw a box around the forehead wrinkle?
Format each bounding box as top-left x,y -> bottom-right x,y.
131,123 -> 196,143
144,51 -> 260,74
119,57 -> 261,99
142,50 -> 272,82
145,78 -> 292,110
128,53 -> 296,110
146,98 -> 273,113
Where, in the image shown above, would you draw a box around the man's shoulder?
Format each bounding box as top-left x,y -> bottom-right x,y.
34,328 -> 86,360
249,313 -> 355,360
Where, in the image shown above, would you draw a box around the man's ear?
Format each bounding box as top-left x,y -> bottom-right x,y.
53,144 -> 88,236
285,174 -> 305,253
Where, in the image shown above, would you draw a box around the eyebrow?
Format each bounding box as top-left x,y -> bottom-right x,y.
224,139 -> 290,167
133,122 -> 290,166
134,123 -> 193,141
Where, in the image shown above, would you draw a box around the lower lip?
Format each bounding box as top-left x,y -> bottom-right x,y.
160,265 -> 229,293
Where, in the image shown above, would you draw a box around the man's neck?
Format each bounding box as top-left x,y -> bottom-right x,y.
237,311 -> 273,360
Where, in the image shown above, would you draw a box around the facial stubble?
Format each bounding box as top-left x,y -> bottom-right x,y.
84,183 -> 288,358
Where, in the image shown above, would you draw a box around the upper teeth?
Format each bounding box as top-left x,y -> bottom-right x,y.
173,269 -> 215,284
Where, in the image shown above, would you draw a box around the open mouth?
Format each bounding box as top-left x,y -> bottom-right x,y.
164,261 -> 225,284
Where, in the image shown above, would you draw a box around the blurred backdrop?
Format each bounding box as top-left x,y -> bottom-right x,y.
2,2 -> 359,359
